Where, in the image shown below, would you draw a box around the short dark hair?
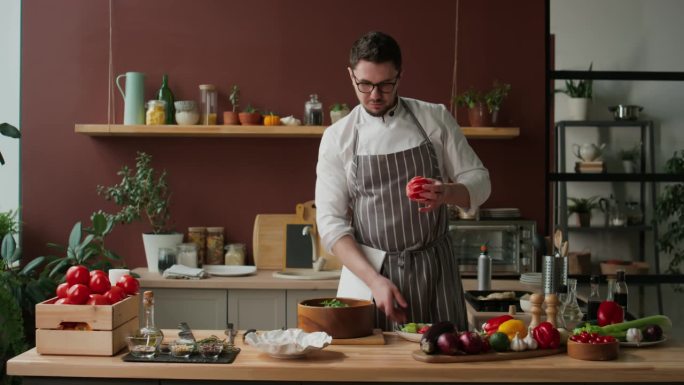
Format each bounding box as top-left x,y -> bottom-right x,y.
349,31 -> 402,72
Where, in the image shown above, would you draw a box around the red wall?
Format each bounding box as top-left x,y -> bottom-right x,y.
21,0 -> 545,267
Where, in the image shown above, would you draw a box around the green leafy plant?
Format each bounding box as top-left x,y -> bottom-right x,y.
330,103 -> 349,112
0,122 -> 21,166
454,88 -> 483,109
655,150 -> 684,283
97,152 -> 173,234
619,144 -> 641,161
555,63 -> 593,98
242,104 -> 258,114
228,85 -> 240,112
567,196 -> 600,214
484,81 -> 511,113
0,210 -> 19,241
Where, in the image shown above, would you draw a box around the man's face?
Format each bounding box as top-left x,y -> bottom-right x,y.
348,60 -> 401,117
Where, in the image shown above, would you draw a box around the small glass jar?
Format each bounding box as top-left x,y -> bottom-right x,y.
169,338 -> 196,358
224,243 -> 246,265
625,201 -> 643,225
146,100 -> 167,125
304,94 -> 323,125
174,100 -> 200,125
199,84 -> 218,125
157,247 -> 177,273
177,243 -> 198,268
187,227 -> 207,266
206,227 -> 225,265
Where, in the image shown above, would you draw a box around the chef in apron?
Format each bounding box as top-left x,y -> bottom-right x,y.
315,31 -> 490,331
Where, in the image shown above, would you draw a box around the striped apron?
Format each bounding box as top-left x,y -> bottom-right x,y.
350,98 -> 468,331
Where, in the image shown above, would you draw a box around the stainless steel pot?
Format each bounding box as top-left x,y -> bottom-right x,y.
608,105 -> 643,120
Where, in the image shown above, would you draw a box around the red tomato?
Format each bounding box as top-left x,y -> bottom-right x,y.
67,283 -> 90,304
90,269 -> 107,277
89,273 -> 111,294
55,297 -> 71,305
105,286 -> 126,304
66,265 -> 90,286
86,294 -> 111,306
116,274 -> 140,295
56,282 -> 70,298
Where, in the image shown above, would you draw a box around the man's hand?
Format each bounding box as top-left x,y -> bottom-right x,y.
370,276 -> 408,324
416,178 -> 447,212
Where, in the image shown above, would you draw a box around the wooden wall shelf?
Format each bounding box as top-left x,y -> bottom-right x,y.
75,124 -> 520,139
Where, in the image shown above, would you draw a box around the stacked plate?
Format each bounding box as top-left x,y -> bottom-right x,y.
520,272 -> 542,286
480,208 -> 521,219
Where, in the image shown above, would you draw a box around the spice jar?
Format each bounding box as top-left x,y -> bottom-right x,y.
199,84 -> 218,125
304,94 -> 323,125
177,243 -> 198,268
146,100 -> 167,125
187,227 -> 207,266
174,100 -> 200,125
205,227 -> 225,265
224,243 -> 246,265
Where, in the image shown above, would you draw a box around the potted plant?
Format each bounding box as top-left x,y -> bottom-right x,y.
223,85 -> 240,125
655,150 -> 684,284
454,81 -> 511,127
330,103 -> 350,124
0,209 -> 18,241
568,196 -> 600,227
555,63 -> 593,120
484,81 -> 511,125
1,122 -> 21,166
97,152 -> 182,273
618,144 -> 641,173
238,104 -> 262,125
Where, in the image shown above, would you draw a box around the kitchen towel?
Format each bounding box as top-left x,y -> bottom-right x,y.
163,264 -> 209,279
336,244 -> 386,301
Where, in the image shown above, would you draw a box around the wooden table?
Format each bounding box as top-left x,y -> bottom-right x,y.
8,330 -> 683,384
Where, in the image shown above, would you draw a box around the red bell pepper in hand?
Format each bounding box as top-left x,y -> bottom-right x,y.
532,321 -> 560,349
597,300 -> 624,326
406,176 -> 430,201
482,314 -> 514,335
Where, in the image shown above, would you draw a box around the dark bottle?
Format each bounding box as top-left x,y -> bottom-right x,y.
587,275 -> 601,321
614,270 -> 629,316
157,74 -> 175,124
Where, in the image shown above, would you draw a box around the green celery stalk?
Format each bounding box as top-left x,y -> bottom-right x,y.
601,315 -> 672,335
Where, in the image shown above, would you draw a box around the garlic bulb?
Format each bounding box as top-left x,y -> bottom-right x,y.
626,328 -> 643,344
510,332 -> 527,352
523,327 -> 538,350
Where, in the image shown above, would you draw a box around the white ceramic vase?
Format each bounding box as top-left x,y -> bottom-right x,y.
330,108 -> 350,124
567,98 -> 590,120
622,160 -> 636,173
142,233 -> 184,273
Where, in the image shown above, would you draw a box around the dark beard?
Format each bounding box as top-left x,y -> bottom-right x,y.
362,97 -> 399,118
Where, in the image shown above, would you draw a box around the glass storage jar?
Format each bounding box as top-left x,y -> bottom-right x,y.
174,100 -> 200,125
187,227 -> 206,266
224,243 -> 246,265
304,94 -> 323,125
199,84 -> 218,125
625,201 -> 644,225
145,100 -> 167,125
177,243 -> 198,268
205,227 -> 224,265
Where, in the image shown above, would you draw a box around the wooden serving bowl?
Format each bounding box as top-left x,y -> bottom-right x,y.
297,297 -> 374,339
567,340 -> 619,361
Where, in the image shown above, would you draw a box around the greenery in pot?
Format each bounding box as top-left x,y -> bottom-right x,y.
330,103 -> 349,112
618,144 -> 641,162
97,152 -> 173,234
242,104 -> 259,114
484,81 -> 512,114
0,122 -> 21,166
0,210 -> 19,241
555,63 -> 593,98
228,84 -> 240,113
454,88 -> 483,110
655,150 -> 684,287
567,196 -> 600,214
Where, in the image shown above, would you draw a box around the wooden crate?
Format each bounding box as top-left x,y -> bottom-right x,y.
35,294 -> 139,356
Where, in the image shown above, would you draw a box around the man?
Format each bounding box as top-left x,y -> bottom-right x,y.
315,31 -> 490,331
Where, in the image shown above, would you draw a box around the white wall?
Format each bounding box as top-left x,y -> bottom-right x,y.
552,0 -> 684,336
0,0 -> 21,213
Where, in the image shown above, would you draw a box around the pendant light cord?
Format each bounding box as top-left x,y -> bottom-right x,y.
107,0 -> 114,125
450,0 -> 460,115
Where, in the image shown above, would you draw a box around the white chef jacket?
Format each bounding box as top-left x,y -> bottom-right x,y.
315,97 -> 491,253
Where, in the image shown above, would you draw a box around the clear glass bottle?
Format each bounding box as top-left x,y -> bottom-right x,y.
157,74 -> 175,124
560,278 -> 584,329
199,84 -> 218,125
606,277 -> 616,301
587,275 -> 601,321
614,270 -> 629,316
304,94 -> 323,125
139,291 -> 164,351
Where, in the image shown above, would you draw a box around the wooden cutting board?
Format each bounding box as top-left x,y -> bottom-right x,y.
332,329 -> 385,345
412,348 -> 565,363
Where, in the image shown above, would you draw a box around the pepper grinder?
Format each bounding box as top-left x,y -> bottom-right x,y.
544,293 -> 559,327
529,293 -> 544,329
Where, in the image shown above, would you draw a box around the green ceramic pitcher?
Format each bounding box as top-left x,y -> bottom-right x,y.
116,72 -> 145,125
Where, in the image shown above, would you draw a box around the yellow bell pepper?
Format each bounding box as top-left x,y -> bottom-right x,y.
497,319 -> 527,341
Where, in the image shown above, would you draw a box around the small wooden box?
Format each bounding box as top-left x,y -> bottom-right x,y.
35,294 -> 139,356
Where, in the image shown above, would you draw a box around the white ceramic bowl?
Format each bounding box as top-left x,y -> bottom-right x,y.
520,293 -> 532,313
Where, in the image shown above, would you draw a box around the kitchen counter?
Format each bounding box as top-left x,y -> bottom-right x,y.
8,330 -> 683,383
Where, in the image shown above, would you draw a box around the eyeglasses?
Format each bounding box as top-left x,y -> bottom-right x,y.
352,73 -> 400,94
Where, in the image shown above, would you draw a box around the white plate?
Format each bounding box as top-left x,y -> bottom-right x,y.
620,336 -> 667,347
203,265 -> 257,277
394,324 -> 431,343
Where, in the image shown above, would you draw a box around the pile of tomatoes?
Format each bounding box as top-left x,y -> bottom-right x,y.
569,331 -> 617,344
54,265 -> 139,305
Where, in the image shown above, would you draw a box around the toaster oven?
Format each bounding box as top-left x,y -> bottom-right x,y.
448,220 -> 536,276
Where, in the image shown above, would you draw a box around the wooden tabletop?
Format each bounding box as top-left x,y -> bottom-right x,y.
8,330 -> 683,382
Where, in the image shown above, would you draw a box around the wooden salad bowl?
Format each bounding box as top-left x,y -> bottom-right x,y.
567,339 -> 619,361
297,298 -> 375,339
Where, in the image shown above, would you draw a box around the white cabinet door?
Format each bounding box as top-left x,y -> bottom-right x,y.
227,289 -> 286,330
285,289 -> 337,328
140,288 -> 227,329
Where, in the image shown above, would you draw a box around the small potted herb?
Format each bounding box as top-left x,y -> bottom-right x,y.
238,104 -> 262,125
223,85 -> 240,125
568,196 -> 600,227
329,103 -> 350,124
555,63 -> 593,120
618,144 -> 640,173
454,81 -> 511,127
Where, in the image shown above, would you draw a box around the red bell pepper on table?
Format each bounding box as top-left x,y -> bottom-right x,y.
532,321 -> 561,349
482,314 -> 514,336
